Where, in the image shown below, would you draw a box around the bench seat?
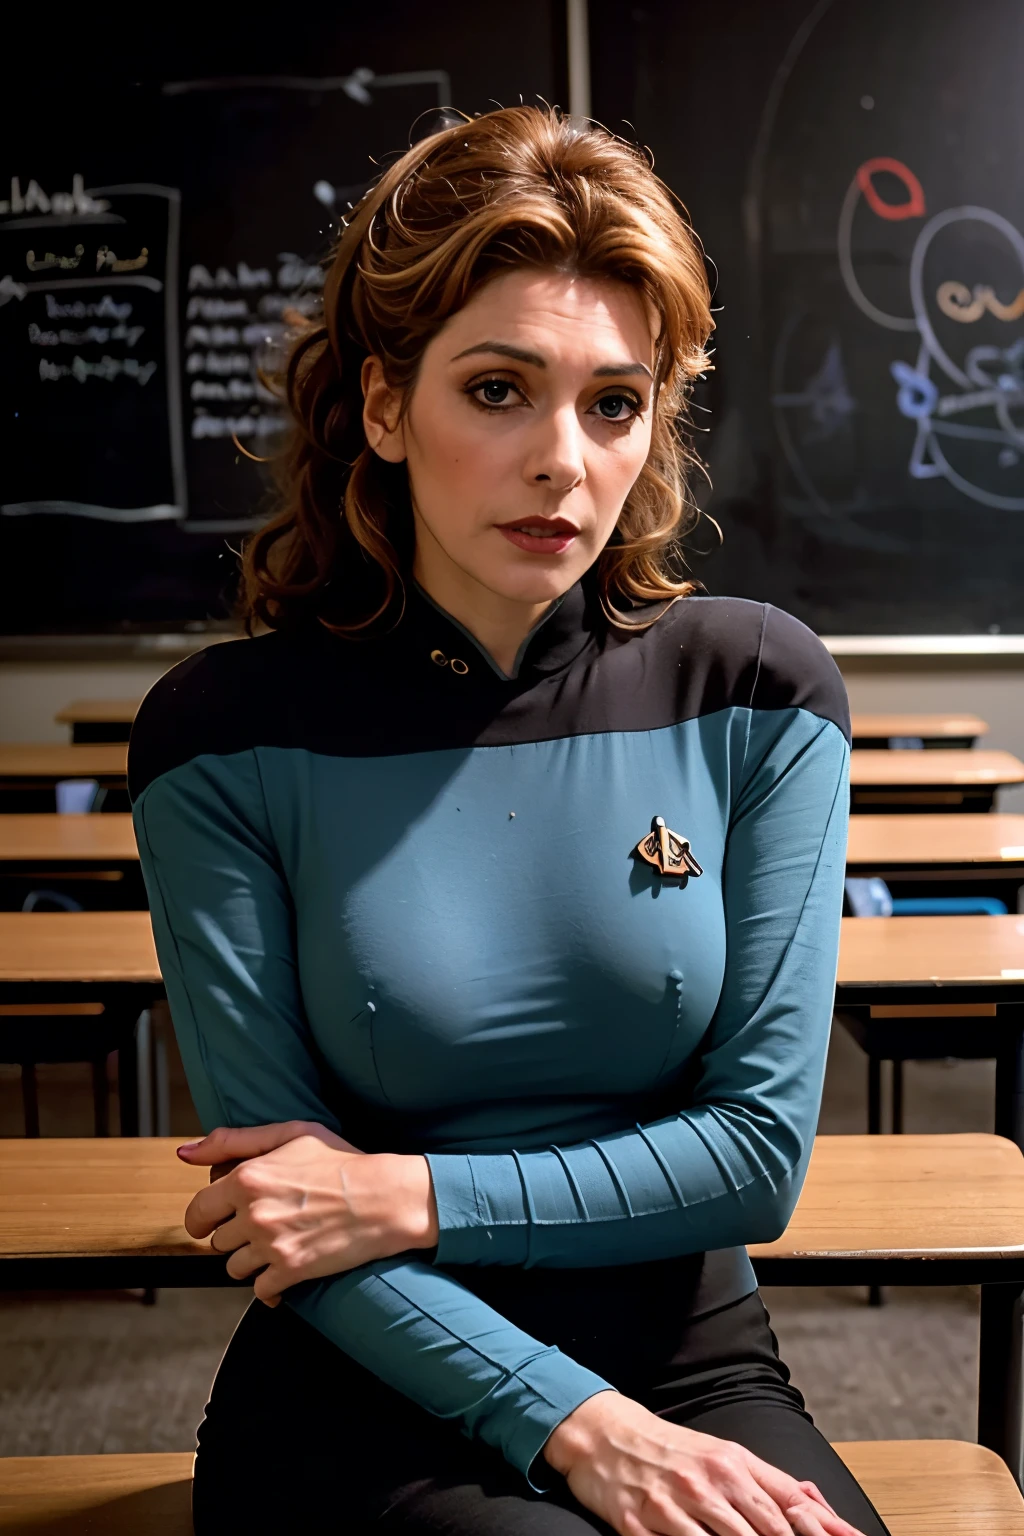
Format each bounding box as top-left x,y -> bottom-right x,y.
0,1442 -> 1021,1533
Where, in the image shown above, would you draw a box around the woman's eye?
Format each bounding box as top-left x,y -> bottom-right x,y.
470,378 -> 521,408
593,393 -> 641,422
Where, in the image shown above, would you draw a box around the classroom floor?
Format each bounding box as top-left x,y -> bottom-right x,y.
0,1023 -> 995,1456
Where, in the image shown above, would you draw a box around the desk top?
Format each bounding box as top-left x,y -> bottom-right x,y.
0,1138 -> 202,1259
838,913 -> 1024,988
1,1132 -> 1021,1263
0,912 -> 159,984
749,1133 -> 1024,1260
847,813 -> 1024,869
850,712 -> 989,741
0,814 -> 138,862
849,748 -> 1024,787
0,1452 -> 194,1531
834,1441 -> 1024,1536
0,743 -> 128,780
55,698 -> 141,726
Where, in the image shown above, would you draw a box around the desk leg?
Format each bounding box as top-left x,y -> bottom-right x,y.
116,1017 -> 140,1137
995,1017 -> 1024,1149
979,1282 -> 1024,1486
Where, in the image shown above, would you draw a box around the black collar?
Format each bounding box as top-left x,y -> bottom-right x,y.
399,579 -> 601,685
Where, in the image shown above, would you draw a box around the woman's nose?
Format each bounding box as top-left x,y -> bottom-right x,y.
523,407 -> 587,491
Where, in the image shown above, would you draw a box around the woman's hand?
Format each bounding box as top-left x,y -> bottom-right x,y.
177,1121 -> 439,1305
544,1393 -> 868,1536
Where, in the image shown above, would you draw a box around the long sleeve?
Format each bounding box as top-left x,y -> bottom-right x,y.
132,751 -> 612,1488
428,695 -> 850,1268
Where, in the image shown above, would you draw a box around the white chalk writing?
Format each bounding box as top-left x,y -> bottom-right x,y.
191,409 -> 285,439
44,293 -> 132,320
190,379 -> 256,400
0,174 -> 110,217
28,321 -> 146,347
185,297 -> 250,320
39,354 -> 158,386
187,262 -> 272,291
186,350 -> 251,375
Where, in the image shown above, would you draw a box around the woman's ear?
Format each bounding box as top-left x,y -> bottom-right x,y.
361,355 -> 407,463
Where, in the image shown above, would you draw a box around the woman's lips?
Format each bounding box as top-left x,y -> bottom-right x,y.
495,519 -> 579,555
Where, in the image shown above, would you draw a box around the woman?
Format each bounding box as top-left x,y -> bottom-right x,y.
130,107 -> 885,1535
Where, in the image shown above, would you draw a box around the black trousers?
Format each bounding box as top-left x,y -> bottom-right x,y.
193,1276 -> 890,1535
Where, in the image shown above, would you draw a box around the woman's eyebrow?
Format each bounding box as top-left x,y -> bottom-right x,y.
450,341 -> 652,380
593,361 -> 653,380
450,342 -> 546,367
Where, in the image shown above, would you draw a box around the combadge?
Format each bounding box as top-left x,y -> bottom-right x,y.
632,815 -> 703,882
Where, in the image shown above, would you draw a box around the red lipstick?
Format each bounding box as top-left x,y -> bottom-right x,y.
495,516 -> 579,555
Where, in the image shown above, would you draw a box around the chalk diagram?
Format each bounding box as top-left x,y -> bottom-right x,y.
841,158 -> 1024,511
773,158 -> 1024,514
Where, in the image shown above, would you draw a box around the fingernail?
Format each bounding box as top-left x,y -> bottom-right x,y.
176,1143 -> 200,1157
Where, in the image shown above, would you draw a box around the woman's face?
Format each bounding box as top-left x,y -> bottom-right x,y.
363,267 -> 657,609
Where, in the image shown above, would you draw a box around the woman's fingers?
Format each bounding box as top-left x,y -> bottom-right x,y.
702,1454 -> 794,1536
651,1478 -> 779,1536
207,1213 -> 246,1255
252,1266 -> 286,1306
183,1177 -> 238,1239
178,1122 -> 317,1166
786,1504 -> 865,1536
743,1457 -> 865,1536
798,1483 -> 837,1517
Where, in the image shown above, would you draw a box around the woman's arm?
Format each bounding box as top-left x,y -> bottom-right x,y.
426,698 -> 850,1268
133,747 -> 611,1488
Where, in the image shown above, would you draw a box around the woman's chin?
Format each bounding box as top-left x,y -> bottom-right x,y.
484,565 -> 584,607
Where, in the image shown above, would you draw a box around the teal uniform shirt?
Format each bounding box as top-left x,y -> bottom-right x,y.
129,582 -> 850,1487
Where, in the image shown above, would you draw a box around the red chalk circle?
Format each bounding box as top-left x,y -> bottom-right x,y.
855,157 -> 926,221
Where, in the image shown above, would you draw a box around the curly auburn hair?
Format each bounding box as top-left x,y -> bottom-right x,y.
241,105 -> 714,634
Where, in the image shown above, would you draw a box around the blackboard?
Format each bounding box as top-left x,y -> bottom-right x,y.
0,8 -> 567,635
591,0 -> 1024,635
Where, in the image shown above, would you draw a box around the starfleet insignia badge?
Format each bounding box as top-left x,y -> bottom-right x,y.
632,816 -> 703,881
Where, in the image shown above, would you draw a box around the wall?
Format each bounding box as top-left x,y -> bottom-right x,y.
0,663 -> 169,744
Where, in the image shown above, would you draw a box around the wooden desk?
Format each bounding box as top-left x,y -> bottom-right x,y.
0,815 -> 137,866
750,1133 -> 1024,1266
0,816 -> 142,909
837,914 -> 1024,1144
752,1132 -> 1024,1474
0,745 -> 129,812
850,748 -> 1024,813
0,912 -> 158,999
3,1130 -> 1021,1286
56,698 -> 140,744
839,913 -> 1024,997
0,744 -> 128,785
0,913 -> 161,1135
835,1440 -> 1024,1536
3,1132 -> 1023,1473
851,711 -> 989,749
847,813 -> 1024,900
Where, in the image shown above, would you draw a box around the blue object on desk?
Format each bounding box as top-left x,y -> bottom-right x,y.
844,877 -> 1007,918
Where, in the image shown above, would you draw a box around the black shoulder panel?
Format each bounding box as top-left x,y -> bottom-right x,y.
753,607 -> 851,745
128,593 -> 848,797
128,634 -> 290,801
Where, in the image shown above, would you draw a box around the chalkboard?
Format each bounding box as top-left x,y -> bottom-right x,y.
0,9 -> 567,635
591,0 -> 1024,634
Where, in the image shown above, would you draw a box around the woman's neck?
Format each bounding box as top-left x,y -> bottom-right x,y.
412,550 -> 555,677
